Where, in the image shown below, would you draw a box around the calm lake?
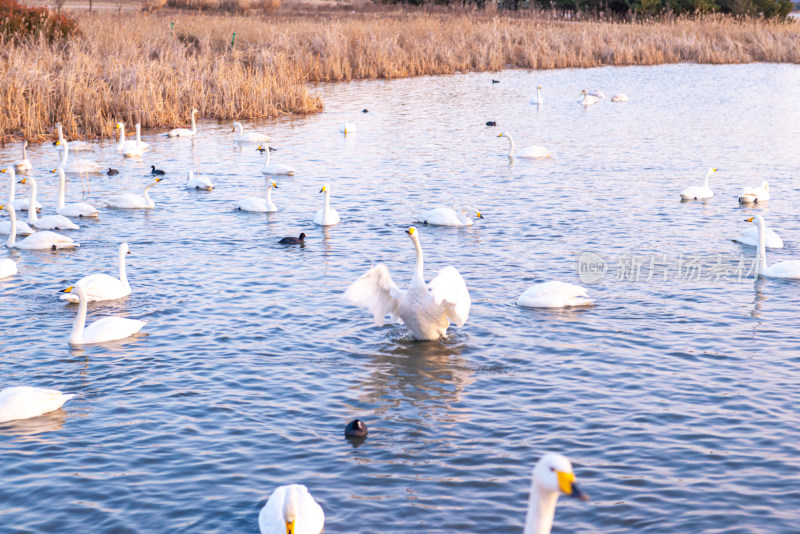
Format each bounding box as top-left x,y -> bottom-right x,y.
1,63 -> 799,533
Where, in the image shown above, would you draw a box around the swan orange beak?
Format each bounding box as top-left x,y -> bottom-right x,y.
557,470 -> 589,501
476,211 -> 483,219
745,217 -> 754,222
285,520 -> 295,534
60,286 -> 74,293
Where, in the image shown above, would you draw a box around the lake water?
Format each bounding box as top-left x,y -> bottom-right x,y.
1,63 -> 800,533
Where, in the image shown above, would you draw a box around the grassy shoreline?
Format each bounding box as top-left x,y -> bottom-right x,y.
2,8 -> 800,143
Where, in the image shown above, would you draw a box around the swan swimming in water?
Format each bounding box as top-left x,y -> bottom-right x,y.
2,167 -> 41,212
2,203 -> 79,250
100,178 -> 163,209
60,283 -> 146,344
414,206 -> 483,227
257,145 -> 295,176
17,177 -> 79,230
579,90 -> 600,106
117,123 -> 149,157
523,453 -> 589,534
0,387 -> 75,423
530,85 -> 543,106
517,281 -> 593,308
734,217 -> 783,248
739,181 -> 770,204
0,256 -> 17,279
55,123 -> 92,152
313,184 -> 340,226
340,122 -> 357,134
55,140 -> 104,175
236,179 -> 277,212
498,132 -> 551,159
258,484 -> 324,534
611,94 -> 629,102
14,140 -> 32,172
345,226 -> 471,341
61,243 -> 132,303
166,108 -> 198,137
746,216 -> 800,279
51,167 -> 99,217
232,122 -> 270,144
679,168 -> 717,200
186,170 -> 214,191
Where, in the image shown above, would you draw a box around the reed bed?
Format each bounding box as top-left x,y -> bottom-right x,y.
2,10 -> 800,142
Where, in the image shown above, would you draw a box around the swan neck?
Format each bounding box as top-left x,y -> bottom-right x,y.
266,181 -> 273,203
537,87 -> 542,103
523,484 -> 558,534
22,143 -> 27,159
136,124 -> 142,144
60,142 -> 68,168
5,207 -> 16,248
263,148 -> 271,169
143,182 -> 155,208
118,247 -> 129,289
57,169 -> 66,209
507,135 -> 515,157
235,123 -> 243,140
57,123 -> 64,141
757,218 -> 767,273
703,169 -> 712,188
27,178 -> 38,225
323,189 -> 331,214
8,171 -> 15,202
191,111 -> 197,134
412,235 -> 424,281
70,288 -> 87,344
118,125 -> 126,149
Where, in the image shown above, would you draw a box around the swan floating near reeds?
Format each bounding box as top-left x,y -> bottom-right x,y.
51,168 -> 99,217
232,122 -> 270,144
17,177 -> 79,230
3,167 -> 41,212
258,145 -> 295,176
313,184 -> 339,226
530,85 -> 543,106
579,90 -> 600,106
14,140 -> 32,172
167,108 -> 198,137
1,203 -> 79,250
100,178 -> 163,209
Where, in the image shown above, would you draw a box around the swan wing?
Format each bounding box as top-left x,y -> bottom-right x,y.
0,220 -> 34,235
417,207 -> 461,226
81,317 -> 145,344
61,273 -> 128,302
0,258 -> 17,278
345,264 -> 404,325
236,197 -> 267,212
58,203 -> 99,217
0,386 -> 75,423
762,260 -> 800,280
427,266 -> 470,326
517,146 -> 552,159
34,215 -> 79,230
516,281 -> 591,308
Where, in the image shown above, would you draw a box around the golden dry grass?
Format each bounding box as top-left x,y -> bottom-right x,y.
2,9 -> 800,142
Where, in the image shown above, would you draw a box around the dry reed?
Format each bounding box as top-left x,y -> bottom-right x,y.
2,10 -> 800,142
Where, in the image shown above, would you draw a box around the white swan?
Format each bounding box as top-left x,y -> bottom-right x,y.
517,281 -> 593,308
611,94 -> 629,102
345,226 -> 470,341
51,167 -> 99,217
167,108 -> 198,137
340,122 -> 357,134
1,169 -> 34,235
735,218 -> 783,248
588,90 -> 605,99
55,139 -> 104,175
0,387 -> 75,423
579,90 -> 600,106
258,484 -> 324,534
115,122 -> 136,153
233,122 -> 270,144
14,140 -> 32,172
414,206 -> 483,227
313,184 -> 340,226
739,181 -> 770,204
2,204 -> 79,250
498,132 -> 551,159
18,177 -> 79,230
2,167 -> 41,212
679,168 -> 717,200
524,453 -> 589,534
530,85 -> 543,106
186,170 -> 214,191
0,257 -> 17,279
101,178 -> 163,209
258,145 -> 295,176
124,124 -> 149,157
236,179 -> 277,212
61,243 -> 132,303
55,123 -> 92,152
60,283 -> 146,344
746,216 -> 800,279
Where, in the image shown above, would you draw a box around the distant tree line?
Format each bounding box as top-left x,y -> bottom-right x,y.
387,0 -> 795,19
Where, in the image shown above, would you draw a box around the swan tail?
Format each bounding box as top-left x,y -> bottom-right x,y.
428,266 -> 471,326
344,264 -> 402,325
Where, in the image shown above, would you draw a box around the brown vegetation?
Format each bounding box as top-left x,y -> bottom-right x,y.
1,9 -> 800,142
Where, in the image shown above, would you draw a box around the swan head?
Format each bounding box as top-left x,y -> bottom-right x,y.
271,181 -> 278,189
121,243 -> 131,255
17,178 -> 27,185
0,204 -> 9,213
232,121 -> 242,132
533,453 -> 589,501
1,167 -> 12,177
22,139 -> 27,148
191,108 -> 198,115
580,89 -> 587,95
497,132 -> 506,138
707,167 -> 718,175
405,226 -> 419,240
153,178 -> 164,183
476,210 -> 483,219
319,184 -> 330,193
281,485 -> 302,533
537,85 -> 541,89
745,215 -> 764,225
55,139 -> 65,147
115,122 -> 123,130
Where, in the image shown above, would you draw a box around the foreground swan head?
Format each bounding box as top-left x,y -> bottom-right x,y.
524,453 -> 589,534
258,484 -> 324,534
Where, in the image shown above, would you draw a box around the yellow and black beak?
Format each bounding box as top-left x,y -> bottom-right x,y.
405,227 -> 415,236
285,519 -> 295,534
745,217 -> 754,222
273,183 -> 278,189
17,178 -> 26,184
319,187 -> 326,193
496,133 -> 503,138
476,211 -> 483,219
51,169 -> 57,173
60,286 -> 74,294
0,168 -> 6,173
256,145 -> 263,152
155,178 -> 163,183
557,470 -> 589,501
55,140 -> 62,146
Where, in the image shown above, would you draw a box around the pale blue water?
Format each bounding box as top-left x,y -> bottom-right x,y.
1,63 -> 799,533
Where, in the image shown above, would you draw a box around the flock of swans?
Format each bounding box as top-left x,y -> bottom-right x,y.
1,93 -> 797,533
